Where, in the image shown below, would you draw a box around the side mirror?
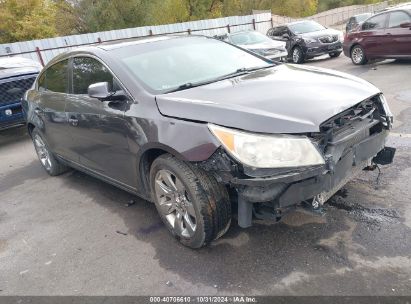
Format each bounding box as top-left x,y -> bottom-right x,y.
400,22 -> 411,29
88,82 -> 127,101
282,33 -> 290,40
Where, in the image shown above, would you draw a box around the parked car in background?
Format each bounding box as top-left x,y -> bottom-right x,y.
218,30 -> 288,61
0,57 -> 41,130
343,5 -> 411,65
24,36 -> 394,248
267,20 -> 344,63
346,13 -> 373,32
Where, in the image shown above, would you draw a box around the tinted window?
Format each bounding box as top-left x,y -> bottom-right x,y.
46,60 -> 68,93
362,14 -> 387,30
269,26 -> 287,37
388,11 -> 411,28
72,57 -> 114,94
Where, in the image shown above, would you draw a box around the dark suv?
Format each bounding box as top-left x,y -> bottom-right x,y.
24,36 -> 394,248
343,6 -> 411,65
267,20 -> 344,63
0,57 -> 41,130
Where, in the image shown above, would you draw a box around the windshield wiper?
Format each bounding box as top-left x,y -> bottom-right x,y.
165,64 -> 276,93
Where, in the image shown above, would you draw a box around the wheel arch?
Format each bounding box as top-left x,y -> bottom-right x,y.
138,144 -> 188,200
27,122 -> 35,137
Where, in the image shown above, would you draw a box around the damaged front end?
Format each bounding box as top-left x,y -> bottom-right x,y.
196,94 -> 395,228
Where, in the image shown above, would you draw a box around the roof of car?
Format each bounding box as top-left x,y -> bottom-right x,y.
379,3 -> 411,12
96,35 -> 210,50
286,20 -> 316,26
96,35 -> 177,50
45,35 -> 214,67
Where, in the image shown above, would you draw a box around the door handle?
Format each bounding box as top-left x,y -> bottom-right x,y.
68,117 -> 79,127
386,33 -> 392,35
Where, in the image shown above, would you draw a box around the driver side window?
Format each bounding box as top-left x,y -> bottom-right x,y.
72,57 -> 118,95
362,14 -> 387,30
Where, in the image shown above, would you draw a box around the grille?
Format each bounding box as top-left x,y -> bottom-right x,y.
319,35 -> 338,44
0,76 -> 36,106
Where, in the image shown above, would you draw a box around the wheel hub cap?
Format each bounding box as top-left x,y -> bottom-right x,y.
154,170 -> 197,238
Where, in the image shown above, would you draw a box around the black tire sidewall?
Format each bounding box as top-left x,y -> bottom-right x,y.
150,157 -> 206,248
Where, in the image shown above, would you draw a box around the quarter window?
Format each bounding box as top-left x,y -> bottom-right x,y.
362,14 -> 387,30
45,60 -> 68,93
388,11 -> 411,28
72,57 -> 115,95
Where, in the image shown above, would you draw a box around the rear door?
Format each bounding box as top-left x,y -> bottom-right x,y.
64,56 -> 135,187
34,59 -> 75,160
386,10 -> 411,55
360,13 -> 389,57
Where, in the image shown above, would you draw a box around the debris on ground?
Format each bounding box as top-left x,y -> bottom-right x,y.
116,230 -> 128,236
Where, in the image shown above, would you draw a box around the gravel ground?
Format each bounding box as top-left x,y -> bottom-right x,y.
0,55 -> 410,296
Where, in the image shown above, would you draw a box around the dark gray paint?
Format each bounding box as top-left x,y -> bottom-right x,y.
23,35 -> 384,200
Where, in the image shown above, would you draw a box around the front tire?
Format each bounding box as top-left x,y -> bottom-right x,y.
350,45 -> 368,65
32,128 -> 69,176
291,46 -> 304,64
150,154 -> 231,248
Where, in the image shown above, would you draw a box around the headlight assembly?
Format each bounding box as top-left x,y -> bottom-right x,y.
208,124 -> 325,169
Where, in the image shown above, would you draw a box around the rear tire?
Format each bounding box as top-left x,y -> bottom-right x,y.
150,154 -> 231,248
31,128 -> 69,176
329,51 -> 342,58
350,45 -> 368,65
291,46 -> 304,64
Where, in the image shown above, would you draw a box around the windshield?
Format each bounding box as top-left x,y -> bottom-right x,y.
230,31 -> 271,45
288,21 -> 326,34
114,37 -> 271,93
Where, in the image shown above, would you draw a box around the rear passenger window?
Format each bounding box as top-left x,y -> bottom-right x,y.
388,11 -> 411,28
45,60 -> 68,93
362,14 -> 387,30
72,57 -> 115,94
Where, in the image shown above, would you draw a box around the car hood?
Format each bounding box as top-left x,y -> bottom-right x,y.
0,67 -> 40,80
299,28 -> 341,39
155,64 -> 380,134
238,40 -> 286,50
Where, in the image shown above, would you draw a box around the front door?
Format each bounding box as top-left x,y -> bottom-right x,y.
64,56 -> 135,188
386,11 -> 411,56
360,13 -> 389,57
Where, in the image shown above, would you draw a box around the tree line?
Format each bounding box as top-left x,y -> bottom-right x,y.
0,0 -> 383,43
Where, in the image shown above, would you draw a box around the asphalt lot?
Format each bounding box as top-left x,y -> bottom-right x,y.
0,55 -> 411,296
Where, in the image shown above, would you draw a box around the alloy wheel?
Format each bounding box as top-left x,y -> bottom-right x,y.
352,47 -> 364,64
154,169 -> 197,238
33,134 -> 52,171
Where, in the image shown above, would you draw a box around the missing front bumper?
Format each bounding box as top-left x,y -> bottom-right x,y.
235,130 -> 393,228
